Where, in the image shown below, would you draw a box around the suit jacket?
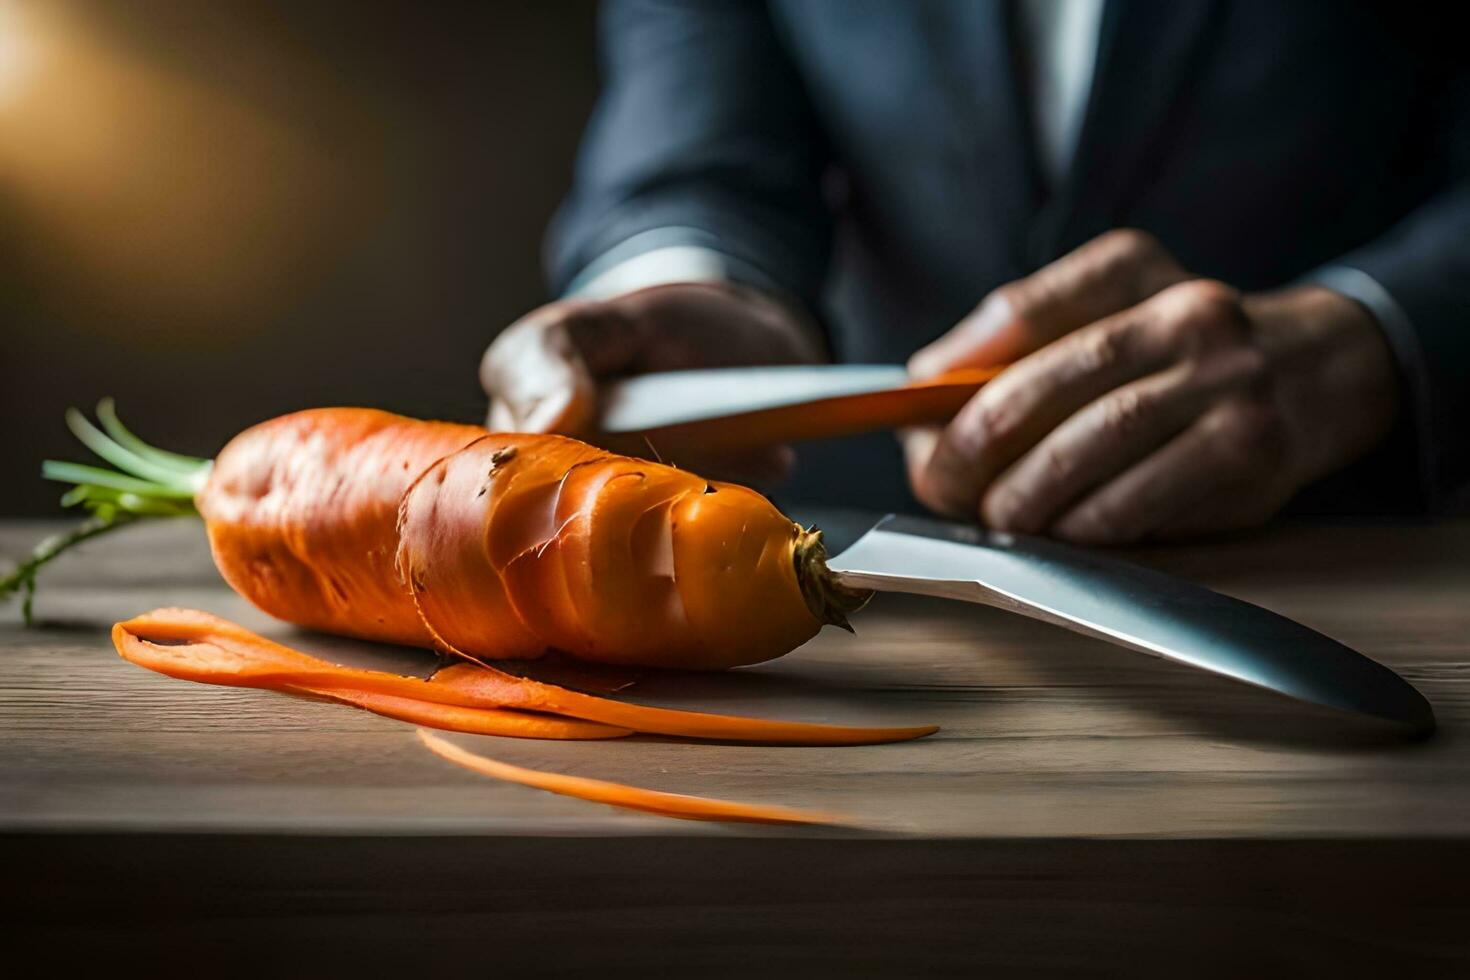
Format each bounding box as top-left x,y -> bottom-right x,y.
548,0 -> 1470,513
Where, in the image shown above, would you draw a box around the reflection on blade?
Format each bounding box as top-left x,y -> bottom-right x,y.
600,365 -> 910,433
829,514 -> 1434,734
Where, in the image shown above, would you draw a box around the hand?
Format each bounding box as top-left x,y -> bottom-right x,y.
481,281 -> 824,482
904,230 -> 1400,544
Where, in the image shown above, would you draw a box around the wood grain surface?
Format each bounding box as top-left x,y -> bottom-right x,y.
2,516 -> 1468,974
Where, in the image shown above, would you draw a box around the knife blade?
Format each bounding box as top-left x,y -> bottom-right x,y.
827,514 -> 1435,734
601,364 -> 910,430
598,364 -> 998,453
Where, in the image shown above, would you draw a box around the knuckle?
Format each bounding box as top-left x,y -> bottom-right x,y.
1033,440 -> 1076,488
1166,278 -> 1241,318
1098,387 -> 1149,437
989,281 -> 1037,321
1100,227 -> 1163,263
1095,228 -> 1182,300
1158,279 -> 1248,350
1208,399 -> 1286,468
1073,322 -> 1129,374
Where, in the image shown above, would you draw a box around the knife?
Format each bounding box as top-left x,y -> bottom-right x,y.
826,514 -> 1435,735
603,366 -> 1435,733
598,364 -> 999,452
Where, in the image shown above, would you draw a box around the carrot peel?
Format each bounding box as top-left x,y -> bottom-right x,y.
113,608 -> 939,746
430,662 -> 939,746
417,729 -> 840,826
295,686 -> 630,740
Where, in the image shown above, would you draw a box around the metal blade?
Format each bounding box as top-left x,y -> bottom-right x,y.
600,364 -> 908,433
827,514 -> 1434,734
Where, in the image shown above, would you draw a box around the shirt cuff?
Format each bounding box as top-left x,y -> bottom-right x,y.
564,227 -> 781,300
1299,264 -> 1436,499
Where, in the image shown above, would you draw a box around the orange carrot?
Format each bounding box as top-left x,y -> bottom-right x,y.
113,608 -> 936,746
189,409 -> 868,669
16,402 -> 949,825
417,729 -> 839,825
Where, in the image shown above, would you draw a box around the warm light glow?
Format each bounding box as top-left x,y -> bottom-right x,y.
0,1 -> 43,110
0,1 -> 386,334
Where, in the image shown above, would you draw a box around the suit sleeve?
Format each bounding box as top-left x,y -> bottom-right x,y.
1316,78 -> 1470,510
545,0 -> 832,313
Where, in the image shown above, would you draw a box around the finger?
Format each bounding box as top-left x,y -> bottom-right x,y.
901,424 -> 942,507
909,228 -> 1187,378
560,302 -> 649,376
611,282 -> 825,370
982,345 -> 1266,533
1050,395 -> 1287,546
911,280 -> 1245,518
481,302 -> 639,434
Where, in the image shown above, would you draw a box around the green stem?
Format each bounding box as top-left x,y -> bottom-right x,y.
1,514 -> 141,625
2,400 -> 212,626
66,407 -> 203,490
96,397 -> 211,473
41,460 -> 196,499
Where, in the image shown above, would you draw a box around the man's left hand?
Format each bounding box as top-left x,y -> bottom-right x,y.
903,230 -> 1401,544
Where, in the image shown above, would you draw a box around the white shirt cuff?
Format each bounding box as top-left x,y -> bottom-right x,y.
1302,264 -> 1435,494
568,244 -> 735,299
563,226 -> 794,301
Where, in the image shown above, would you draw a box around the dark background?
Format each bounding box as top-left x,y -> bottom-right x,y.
2,1 -> 600,514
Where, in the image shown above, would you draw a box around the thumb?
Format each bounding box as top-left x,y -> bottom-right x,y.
481,307 -> 598,434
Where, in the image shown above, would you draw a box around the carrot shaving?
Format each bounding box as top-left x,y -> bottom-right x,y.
416,729 -> 839,826
113,608 -> 938,746
293,685 -> 630,740
430,662 -> 937,746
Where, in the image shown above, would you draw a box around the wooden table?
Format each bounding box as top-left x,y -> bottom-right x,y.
3,516 -> 1468,975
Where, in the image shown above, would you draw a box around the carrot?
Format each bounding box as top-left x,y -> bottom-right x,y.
417,729 -> 839,826
181,408 -> 870,668
112,608 -> 935,746
9,401 -> 944,825
604,366 -> 1004,456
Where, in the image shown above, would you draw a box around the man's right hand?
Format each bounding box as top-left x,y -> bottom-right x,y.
480,281 -> 825,482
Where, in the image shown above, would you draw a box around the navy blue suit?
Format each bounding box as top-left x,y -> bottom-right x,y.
549,1 -> 1469,512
